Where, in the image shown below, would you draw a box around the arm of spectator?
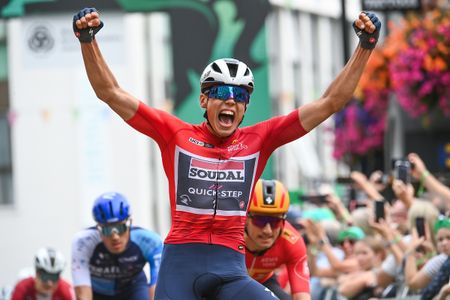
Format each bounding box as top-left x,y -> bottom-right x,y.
408,152 -> 450,202
370,219 -> 405,263
325,194 -> 352,224
436,283 -> 450,300
303,220 -> 338,278
338,271 -> 376,298
369,170 -> 388,192
376,269 -> 395,289
351,171 -> 384,200
312,221 -> 359,274
306,247 -> 337,278
391,179 -> 414,209
404,231 -> 427,290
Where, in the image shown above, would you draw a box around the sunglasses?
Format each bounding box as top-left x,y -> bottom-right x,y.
98,221 -> 130,237
207,85 -> 250,104
339,239 -> 357,246
249,214 -> 285,229
37,269 -> 60,283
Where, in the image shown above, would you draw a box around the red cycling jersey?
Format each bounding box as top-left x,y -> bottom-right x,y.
245,221 -> 310,294
11,277 -> 73,300
127,102 -> 307,253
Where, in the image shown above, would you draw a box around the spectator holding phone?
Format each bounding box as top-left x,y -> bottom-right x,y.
404,216 -> 450,293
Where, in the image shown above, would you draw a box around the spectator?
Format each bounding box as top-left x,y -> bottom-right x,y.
405,216 -> 450,292
338,236 -> 386,299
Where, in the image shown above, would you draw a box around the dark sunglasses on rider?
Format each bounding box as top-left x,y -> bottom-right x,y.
207,85 -> 250,104
98,220 -> 130,237
37,269 -> 60,283
249,214 -> 285,229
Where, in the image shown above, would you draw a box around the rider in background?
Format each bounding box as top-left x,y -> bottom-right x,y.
11,247 -> 74,300
245,179 -> 310,300
72,7 -> 381,299
71,192 -> 163,300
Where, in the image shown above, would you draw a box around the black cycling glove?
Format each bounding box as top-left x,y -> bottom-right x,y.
352,11 -> 381,50
73,7 -> 104,43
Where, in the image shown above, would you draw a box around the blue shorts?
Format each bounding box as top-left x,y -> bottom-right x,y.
93,273 -> 150,300
155,243 -> 279,300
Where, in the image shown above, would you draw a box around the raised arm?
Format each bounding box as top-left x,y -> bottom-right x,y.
73,8 -> 139,120
408,152 -> 450,203
299,12 -> 381,132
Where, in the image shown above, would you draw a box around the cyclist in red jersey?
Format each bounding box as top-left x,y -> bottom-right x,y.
72,7 -> 381,300
246,179 -> 310,300
11,247 -> 74,300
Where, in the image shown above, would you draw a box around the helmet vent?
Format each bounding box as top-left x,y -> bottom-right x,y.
108,201 -> 114,218
227,63 -> 238,78
204,77 -> 215,82
212,63 -> 222,73
50,256 -> 55,267
244,68 -> 250,76
98,206 -> 106,221
120,202 -> 124,216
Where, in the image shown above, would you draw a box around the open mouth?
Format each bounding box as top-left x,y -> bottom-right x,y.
218,111 -> 235,126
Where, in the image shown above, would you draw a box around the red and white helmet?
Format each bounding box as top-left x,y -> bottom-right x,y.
35,247 -> 65,274
200,58 -> 254,94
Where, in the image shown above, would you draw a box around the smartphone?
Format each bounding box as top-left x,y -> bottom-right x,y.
300,195 -> 328,206
393,160 -> 411,184
416,217 -> 426,238
336,177 -> 353,184
374,200 -> 385,222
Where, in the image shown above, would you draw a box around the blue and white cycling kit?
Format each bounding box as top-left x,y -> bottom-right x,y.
71,226 -> 162,299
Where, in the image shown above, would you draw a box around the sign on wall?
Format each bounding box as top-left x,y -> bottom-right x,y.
361,0 -> 422,11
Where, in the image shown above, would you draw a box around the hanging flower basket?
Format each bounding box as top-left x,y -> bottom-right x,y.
389,9 -> 450,118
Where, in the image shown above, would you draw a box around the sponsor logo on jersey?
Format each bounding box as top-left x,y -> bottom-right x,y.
118,255 -> 138,263
175,147 -> 258,213
189,137 -> 214,148
227,140 -> 248,152
189,158 -> 245,182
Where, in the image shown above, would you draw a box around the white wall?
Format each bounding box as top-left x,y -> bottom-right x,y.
266,0 -> 363,191
0,12 -> 170,287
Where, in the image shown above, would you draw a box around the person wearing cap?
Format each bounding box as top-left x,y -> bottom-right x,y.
71,192 -> 163,300
245,179 -> 310,300
404,216 -> 450,293
72,6 -> 381,299
11,247 -> 74,300
305,223 -> 364,279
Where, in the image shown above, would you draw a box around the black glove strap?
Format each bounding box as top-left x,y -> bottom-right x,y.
73,21 -> 104,43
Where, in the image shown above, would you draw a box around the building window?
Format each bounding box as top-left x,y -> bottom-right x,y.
0,20 -> 13,205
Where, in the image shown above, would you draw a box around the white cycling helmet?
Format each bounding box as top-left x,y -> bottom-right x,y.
200,58 -> 254,94
35,247 -> 65,274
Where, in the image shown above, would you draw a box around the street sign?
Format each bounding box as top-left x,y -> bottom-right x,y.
362,0 -> 422,11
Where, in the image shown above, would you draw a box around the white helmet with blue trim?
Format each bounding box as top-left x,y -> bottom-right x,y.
200,58 -> 254,94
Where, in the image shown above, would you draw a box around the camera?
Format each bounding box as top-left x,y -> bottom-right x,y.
392,159 -> 411,184
299,194 -> 328,206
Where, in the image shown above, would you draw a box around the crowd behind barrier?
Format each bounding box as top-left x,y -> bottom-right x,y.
282,152 -> 450,300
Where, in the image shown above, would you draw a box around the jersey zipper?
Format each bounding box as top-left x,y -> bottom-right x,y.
209,156 -> 220,244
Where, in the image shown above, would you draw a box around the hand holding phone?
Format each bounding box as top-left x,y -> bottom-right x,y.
393,159 -> 411,184
415,217 -> 426,238
374,200 -> 385,222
